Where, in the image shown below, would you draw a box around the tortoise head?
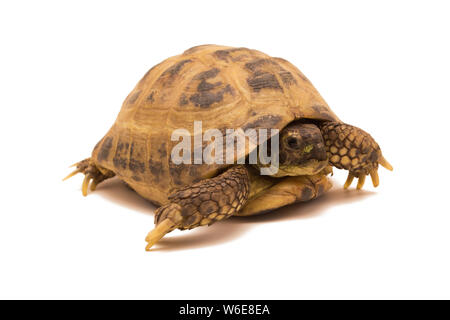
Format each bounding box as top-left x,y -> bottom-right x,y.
269,122 -> 328,177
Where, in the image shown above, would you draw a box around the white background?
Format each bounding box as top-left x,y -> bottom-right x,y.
1,0 -> 449,299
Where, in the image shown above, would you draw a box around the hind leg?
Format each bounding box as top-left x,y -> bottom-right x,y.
64,158 -> 115,196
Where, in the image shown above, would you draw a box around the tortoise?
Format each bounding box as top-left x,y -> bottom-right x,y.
65,45 -> 392,250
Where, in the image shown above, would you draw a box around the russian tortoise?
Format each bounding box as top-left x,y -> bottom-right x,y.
65,45 -> 392,250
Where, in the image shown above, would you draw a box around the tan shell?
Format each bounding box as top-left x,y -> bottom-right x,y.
91,45 -> 339,205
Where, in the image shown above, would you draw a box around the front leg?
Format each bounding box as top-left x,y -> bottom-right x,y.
319,122 -> 393,189
145,165 -> 250,250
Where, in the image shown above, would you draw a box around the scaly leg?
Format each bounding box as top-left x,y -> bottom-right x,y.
64,158 -> 115,196
145,165 -> 250,250
319,122 -> 393,189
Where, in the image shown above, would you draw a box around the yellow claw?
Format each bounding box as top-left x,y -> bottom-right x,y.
369,169 -> 379,187
145,219 -> 176,251
82,174 -> 92,196
356,174 -> 366,190
379,155 -> 393,171
63,169 -> 81,181
90,180 -> 98,191
344,173 -> 355,189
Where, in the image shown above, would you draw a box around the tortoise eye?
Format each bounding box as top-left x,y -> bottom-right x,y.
287,137 -> 300,149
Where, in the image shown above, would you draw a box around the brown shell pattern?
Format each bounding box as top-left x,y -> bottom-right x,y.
91,45 -> 339,205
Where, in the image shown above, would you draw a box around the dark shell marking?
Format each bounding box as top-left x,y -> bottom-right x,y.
146,91 -> 155,102
193,68 -> 220,80
126,90 -> 141,105
179,93 -> 188,106
149,158 -> 163,183
247,72 -> 282,92
245,59 -> 273,72
279,70 -> 297,86
245,58 -> 296,92
98,137 -> 113,161
161,59 -> 192,78
189,85 -> 234,108
311,105 -> 338,122
242,115 -> 283,130
129,142 -> 146,174
213,48 -> 250,62
155,59 -> 193,87
113,137 -> 130,170
214,50 -> 231,61
181,68 -> 235,108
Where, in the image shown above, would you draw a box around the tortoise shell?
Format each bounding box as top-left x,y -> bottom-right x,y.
91,45 -> 339,205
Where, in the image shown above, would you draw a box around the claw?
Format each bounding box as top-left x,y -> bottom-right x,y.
90,179 -> 98,191
69,162 -> 79,168
344,173 -> 355,189
145,219 -> 176,251
82,174 -> 92,196
63,169 -> 81,181
356,174 -> 366,190
369,169 -> 379,187
322,165 -> 334,176
379,155 -> 393,171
